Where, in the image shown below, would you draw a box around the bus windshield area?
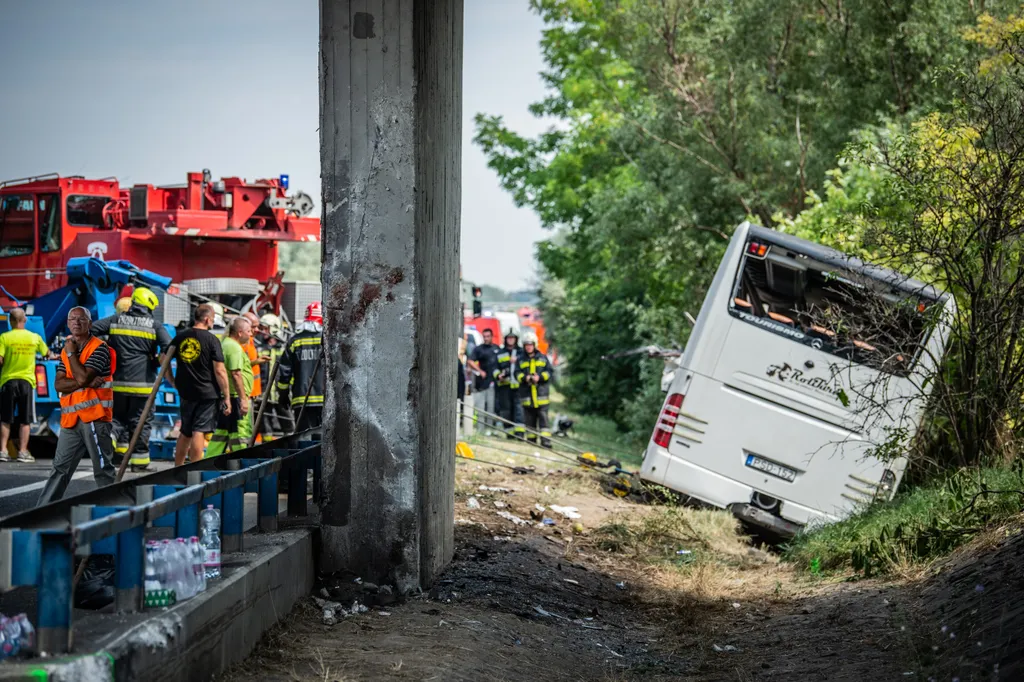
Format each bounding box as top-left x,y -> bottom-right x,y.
729,241 -> 934,376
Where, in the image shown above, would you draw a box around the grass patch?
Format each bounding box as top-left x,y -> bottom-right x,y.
549,392 -> 647,469
785,465 -> 1024,577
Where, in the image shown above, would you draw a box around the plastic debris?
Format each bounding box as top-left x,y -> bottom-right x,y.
542,517 -> 556,526
493,500 -> 507,509
732,602 -> 741,609
535,504 -> 546,512
615,581 -> 626,590
713,644 -> 740,653
466,497 -> 481,510
549,505 -> 582,519
496,511 -> 529,526
563,579 -> 579,585
479,485 -> 512,493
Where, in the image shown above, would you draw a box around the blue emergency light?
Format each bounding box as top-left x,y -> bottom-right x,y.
280,174 -> 290,190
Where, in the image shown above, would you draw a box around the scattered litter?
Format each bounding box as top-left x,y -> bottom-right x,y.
455,519 -> 481,526
354,577 -> 362,584
572,522 -> 585,534
542,517 -> 556,526
713,644 -> 741,653
732,602 -> 741,610
676,549 -> 693,556
496,511 -> 529,526
615,581 -> 626,590
549,505 -> 582,519
479,485 -> 512,493
378,611 -> 392,617
439,620 -> 449,627
466,497 -> 481,510
534,605 -> 569,620
535,504 -> 546,512
493,500 -> 507,509
493,535 -> 515,542
563,579 -> 579,585
319,587 -> 330,599
545,486 -> 551,494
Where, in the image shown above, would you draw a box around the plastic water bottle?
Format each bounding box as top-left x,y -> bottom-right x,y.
161,540 -> 181,596
200,505 -> 222,579
0,617 -> 18,658
175,538 -> 196,599
189,536 -> 207,594
15,615 -> 34,653
145,542 -> 162,592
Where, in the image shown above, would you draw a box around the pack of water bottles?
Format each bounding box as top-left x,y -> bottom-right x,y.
143,505 -> 222,609
0,613 -> 35,659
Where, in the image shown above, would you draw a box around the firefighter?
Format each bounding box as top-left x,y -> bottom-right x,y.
515,332 -> 553,448
277,302 -> 324,433
257,313 -> 287,438
495,328 -> 525,440
91,286 -> 172,471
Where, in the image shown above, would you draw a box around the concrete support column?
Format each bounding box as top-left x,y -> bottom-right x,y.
319,0 -> 462,591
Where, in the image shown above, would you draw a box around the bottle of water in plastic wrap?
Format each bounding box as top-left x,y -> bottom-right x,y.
200,505 -> 222,579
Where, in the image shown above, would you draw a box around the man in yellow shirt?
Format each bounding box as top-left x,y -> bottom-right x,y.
207,317 -> 253,456
0,309 -> 50,462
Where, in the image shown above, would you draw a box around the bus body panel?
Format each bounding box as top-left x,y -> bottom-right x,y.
641,222 -> 953,534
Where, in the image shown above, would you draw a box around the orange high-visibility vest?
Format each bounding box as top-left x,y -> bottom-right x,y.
244,337 -> 262,398
60,336 -> 116,428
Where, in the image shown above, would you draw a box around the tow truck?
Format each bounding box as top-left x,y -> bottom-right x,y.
0,257 -> 179,453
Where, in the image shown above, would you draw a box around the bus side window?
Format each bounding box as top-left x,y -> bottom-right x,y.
0,195 -> 36,258
38,193 -> 61,253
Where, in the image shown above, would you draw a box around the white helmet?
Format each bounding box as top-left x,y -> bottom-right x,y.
260,313 -> 285,339
521,332 -> 538,346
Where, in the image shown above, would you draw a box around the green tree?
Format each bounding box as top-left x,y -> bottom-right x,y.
477,0 -> 1011,430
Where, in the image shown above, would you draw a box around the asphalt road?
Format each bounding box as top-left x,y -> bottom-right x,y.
0,456 -> 174,520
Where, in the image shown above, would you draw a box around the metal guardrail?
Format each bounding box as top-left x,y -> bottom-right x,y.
0,436 -> 322,655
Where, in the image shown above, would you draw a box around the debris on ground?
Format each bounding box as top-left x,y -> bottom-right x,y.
496,510 -> 529,526
466,496 -> 480,510
548,504 -> 582,519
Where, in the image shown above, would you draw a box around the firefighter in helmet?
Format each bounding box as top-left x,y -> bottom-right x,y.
494,328 -> 525,439
256,313 -> 288,438
515,331 -> 553,448
277,302 -> 325,433
91,286 -> 172,471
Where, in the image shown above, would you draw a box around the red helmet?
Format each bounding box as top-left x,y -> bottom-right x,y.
305,301 -> 323,323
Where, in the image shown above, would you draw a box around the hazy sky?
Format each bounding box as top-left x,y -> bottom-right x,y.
0,1 -> 549,291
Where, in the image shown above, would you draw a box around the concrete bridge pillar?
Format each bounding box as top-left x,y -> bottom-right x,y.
318,0 -> 462,591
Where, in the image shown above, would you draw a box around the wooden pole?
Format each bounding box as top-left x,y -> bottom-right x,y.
248,356 -> 281,447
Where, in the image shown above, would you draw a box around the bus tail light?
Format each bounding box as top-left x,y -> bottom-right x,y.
653,393 -> 685,448
747,241 -> 769,258
35,365 -> 48,397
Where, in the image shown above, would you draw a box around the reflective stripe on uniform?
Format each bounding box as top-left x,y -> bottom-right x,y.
110,325 -> 158,339
291,338 -> 322,347
291,395 -> 324,406
61,398 -> 115,414
113,380 -> 152,394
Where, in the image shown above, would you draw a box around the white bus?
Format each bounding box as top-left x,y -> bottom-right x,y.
640,222 -> 953,536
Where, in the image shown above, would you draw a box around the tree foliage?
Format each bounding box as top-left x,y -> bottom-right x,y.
476,0 -> 1012,429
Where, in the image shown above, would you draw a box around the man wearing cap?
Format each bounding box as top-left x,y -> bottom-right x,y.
277,301 -> 325,433
92,287 -> 172,471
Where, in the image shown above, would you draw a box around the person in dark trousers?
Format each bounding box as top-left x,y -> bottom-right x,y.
91,287 -> 172,471
277,302 -> 325,434
494,329 -> 525,439
515,333 -> 553,448
170,304 -> 231,466
467,328 -> 499,432
37,307 -> 117,505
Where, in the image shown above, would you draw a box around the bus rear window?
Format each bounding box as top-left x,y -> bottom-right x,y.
729,241 -> 934,376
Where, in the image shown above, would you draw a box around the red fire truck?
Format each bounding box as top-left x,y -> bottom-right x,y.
0,169 -> 320,309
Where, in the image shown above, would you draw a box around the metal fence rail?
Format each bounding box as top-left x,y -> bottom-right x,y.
0,437 -> 322,655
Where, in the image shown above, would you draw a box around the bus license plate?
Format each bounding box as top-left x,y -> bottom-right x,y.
745,455 -> 797,482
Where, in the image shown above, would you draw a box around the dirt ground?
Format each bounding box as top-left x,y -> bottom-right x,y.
221,440 -> 1023,682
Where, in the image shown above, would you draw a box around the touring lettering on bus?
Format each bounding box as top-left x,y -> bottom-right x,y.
737,311 -> 807,341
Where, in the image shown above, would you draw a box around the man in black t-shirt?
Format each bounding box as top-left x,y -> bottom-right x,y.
467,328 -> 499,432
170,304 -> 231,466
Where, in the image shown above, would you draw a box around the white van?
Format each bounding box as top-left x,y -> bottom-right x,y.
641,222 -> 953,536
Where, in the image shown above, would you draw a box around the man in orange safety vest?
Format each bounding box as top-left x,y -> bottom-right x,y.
37,306 -> 118,505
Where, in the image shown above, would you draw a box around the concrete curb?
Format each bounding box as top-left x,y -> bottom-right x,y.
0,528 -> 314,682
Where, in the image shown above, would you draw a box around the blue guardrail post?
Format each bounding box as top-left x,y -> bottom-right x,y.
37,530 -> 73,655
258,472 -> 279,532
115,524 -> 144,612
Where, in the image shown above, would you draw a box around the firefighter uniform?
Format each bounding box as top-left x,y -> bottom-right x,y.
276,327 -> 325,433
90,291 -> 172,469
495,341 -> 525,439
515,348 -> 553,448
